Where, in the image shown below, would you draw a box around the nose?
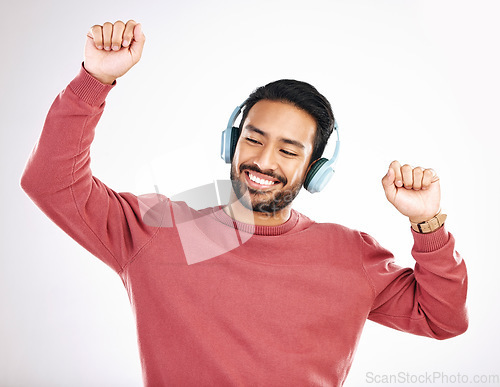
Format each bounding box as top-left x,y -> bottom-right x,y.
253,144 -> 278,172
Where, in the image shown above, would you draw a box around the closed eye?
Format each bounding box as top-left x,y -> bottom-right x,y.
280,149 -> 298,157
245,137 -> 261,145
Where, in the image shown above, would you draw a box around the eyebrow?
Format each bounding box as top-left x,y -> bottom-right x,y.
244,124 -> 306,150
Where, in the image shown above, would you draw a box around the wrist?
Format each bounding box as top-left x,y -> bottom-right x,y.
82,62 -> 116,85
409,208 -> 441,224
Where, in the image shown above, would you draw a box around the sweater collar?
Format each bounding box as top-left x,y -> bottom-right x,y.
211,206 -> 299,236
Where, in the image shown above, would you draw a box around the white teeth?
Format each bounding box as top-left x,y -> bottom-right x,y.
248,173 -> 275,186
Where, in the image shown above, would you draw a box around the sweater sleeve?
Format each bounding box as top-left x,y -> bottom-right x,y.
361,227 -> 468,340
20,64 -> 168,274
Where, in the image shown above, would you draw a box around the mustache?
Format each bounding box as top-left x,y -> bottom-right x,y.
239,164 -> 287,185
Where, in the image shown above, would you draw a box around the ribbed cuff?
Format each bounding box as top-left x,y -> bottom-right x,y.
68,62 -> 115,107
411,225 -> 449,253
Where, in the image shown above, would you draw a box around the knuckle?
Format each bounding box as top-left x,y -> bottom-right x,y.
90,26 -> 102,36
413,167 -> 424,175
125,20 -> 137,30
402,166 -> 412,175
114,20 -> 125,26
90,26 -> 102,38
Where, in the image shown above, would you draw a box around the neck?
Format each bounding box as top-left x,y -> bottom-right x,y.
224,192 -> 292,227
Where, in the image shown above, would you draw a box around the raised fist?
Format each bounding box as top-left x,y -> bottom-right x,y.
381,160 -> 441,224
84,20 -> 146,84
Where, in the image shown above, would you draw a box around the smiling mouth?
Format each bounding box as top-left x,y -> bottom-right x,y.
244,171 -> 281,190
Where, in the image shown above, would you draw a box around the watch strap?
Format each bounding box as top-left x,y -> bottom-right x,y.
411,212 -> 447,234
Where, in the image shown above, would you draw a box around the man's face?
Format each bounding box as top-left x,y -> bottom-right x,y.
230,100 -> 316,214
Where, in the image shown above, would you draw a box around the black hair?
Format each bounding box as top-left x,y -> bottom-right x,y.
239,79 -> 335,164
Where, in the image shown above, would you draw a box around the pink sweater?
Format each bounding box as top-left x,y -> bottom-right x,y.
20,65 -> 468,387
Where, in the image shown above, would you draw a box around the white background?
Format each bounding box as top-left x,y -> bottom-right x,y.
1,0 -> 499,386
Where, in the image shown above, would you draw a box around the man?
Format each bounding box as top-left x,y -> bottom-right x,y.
20,20 -> 468,386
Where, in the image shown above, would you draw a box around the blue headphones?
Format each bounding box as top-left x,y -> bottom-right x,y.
220,103 -> 340,193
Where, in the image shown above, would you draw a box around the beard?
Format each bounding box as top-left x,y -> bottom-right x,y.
230,163 -> 303,214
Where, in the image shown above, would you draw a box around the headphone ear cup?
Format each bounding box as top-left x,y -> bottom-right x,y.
229,126 -> 240,162
304,158 -> 327,190
304,158 -> 334,193
221,104 -> 245,163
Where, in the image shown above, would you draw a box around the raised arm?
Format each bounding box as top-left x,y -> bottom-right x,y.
361,161 -> 468,339
19,21 -> 163,273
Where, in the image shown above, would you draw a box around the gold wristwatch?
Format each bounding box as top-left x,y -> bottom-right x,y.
410,212 -> 447,234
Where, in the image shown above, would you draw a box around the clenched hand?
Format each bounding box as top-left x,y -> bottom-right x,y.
381,160 -> 441,224
84,20 -> 146,84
